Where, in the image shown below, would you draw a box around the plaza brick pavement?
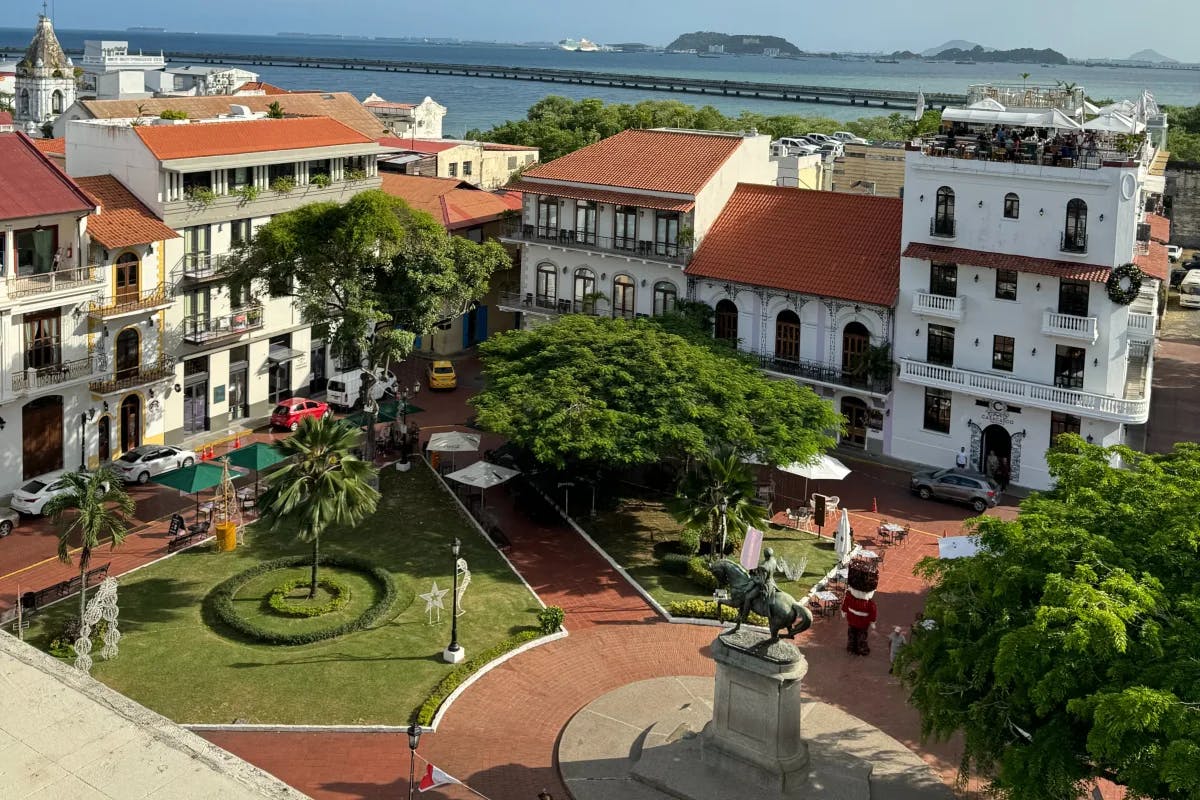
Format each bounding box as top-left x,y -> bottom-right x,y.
199,357 -> 1022,800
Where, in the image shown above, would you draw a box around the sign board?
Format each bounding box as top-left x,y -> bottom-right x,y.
213,385 -> 226,404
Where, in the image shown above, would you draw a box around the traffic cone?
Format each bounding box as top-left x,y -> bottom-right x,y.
234,432 -> 242,449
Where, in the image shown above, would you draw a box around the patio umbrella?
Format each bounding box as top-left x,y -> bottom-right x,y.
779,454 -> 851,502
834,508 -> 853,562
427,431 -> 481,470
151,462 -> 227,517
222,442 -> 287,496
445,460 -> 520,489
342,400 -> 422,428
938,535 -> 983,560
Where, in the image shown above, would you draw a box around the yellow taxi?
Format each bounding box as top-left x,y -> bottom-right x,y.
426,360 -> 458,390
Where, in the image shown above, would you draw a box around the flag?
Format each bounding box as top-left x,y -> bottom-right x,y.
912,89 -> 926,122
418,762 -> 460,792
740,527 -> 763,571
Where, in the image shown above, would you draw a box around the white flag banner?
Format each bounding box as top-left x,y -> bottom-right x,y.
913,89 -> 926,122
419,762 -> 460,792
740,527 -> 764,571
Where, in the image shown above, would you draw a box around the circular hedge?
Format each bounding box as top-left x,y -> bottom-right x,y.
209,555 -> 398,645
268,576 -> 350,618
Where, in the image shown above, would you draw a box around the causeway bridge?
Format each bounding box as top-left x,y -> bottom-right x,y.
159,52 -> 965,110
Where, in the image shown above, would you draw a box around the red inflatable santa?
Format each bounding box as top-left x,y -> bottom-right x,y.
841,557 -> 879,656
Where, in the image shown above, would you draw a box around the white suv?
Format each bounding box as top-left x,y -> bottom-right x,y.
832,131 -> 869,145
1167,244 -> 1183,263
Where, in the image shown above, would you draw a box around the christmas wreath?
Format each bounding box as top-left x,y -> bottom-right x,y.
1106,263 -> 1143,305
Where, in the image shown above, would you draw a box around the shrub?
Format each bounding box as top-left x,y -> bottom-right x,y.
184,186 -> 216,207
537,605 -> 564,634
159,109 -> 188,120
415,630 -> 541,725
658,552 -> 692,574
267,577 -> 349,618
208,554 -> 397,645
309,173 -> 332,188
48,616 -> 108,659
686,556 -> 718,592
667,598 -> 768,627
234,184 -> 260,204
346,168 -> 368,182
678,526 -> 701,555
270,176 -> 296,195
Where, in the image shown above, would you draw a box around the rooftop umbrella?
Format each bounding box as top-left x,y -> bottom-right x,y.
445,460 -> 520,489
427,430 -> 482,471
151,462 -> 227,518
779,454 -> 851,505
834,508 -> 853,562
222,442 -> 287,496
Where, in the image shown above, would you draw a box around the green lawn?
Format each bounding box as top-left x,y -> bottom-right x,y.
582,500 -> 839,608
26,465 -> 542,725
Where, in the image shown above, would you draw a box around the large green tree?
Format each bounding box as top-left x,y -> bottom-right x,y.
225,190 -> 509,456
44,468 -> 135,622
670,445 -> 767,554
258,416 -> 380,597
1165,103 -> 1200,163
897,436 -> 1200,800
471,315 -> 841,469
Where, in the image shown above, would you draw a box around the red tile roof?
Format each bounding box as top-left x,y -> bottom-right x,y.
1135,241 -> 1169,282
134,117 -> 374,160
1145,212 -> 1170,244
379,173 -> 522,230
0,111 -> 12,125
0,132 -> 95,222
523,128 -> 746,195
378,137 -> 464,154
904,242 -> 1113,283
686,184 -> 902,306
506,180 -> 695,212
32,137 -> 65,156
73,175 -> 179,249
234,81 -> 289,95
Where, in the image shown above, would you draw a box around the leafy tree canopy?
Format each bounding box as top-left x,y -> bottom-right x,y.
470,315 -> 841,469
1165,103 -> 1200,163
898,436 -> 1200,800
467,96 -> 941,161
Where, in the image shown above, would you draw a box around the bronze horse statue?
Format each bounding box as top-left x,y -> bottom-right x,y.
709,559 -> 813,643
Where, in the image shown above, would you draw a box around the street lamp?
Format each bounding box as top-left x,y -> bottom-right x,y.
557,481 -> 574,517
443,537 -> 465,663
406,723 -> 424,800
398,380 -> 420,465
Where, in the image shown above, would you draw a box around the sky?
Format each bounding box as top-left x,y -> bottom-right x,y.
28,0 -> 1200,61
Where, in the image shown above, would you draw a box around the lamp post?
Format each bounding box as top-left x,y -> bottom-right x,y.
443,537 -> 465,663
398,381 -> 420,467
406,723 -> 423,800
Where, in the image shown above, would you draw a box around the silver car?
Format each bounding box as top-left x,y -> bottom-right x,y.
0,507 -> 17,537
910,468 -> 999,513
115,445 -> 197,484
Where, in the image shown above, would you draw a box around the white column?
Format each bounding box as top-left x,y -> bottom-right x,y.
75,216 -> 86,267
2,229 -> 14,278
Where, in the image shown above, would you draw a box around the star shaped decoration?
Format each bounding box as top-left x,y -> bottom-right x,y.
420,581 -> 449,614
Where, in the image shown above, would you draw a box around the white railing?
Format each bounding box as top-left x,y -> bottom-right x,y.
1041,310 -> 1099,343
911,291 -> 964,321
898,357 -> 1150,424
1128,312 -> 1156,338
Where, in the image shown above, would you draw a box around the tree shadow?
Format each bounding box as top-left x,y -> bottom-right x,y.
318,759 -> 562,800
111,576 -> 203,627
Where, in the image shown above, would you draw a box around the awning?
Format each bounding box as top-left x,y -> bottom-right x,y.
268,344 -> 305,364
941,107 -> 1081,130
1082,111 -> 1144,133
506,180 -> 695,213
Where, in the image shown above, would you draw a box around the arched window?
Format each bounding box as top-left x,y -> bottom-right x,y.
612,274 -> 635,319
842,321 -> 870,378
714,299 -> 738,343
18,89 -> 29,116
1063,199 -> 1087,253
115,328 -> 140,380
652,281 -> 677,316
774,310 -> 801,363
933,186 -> 955,237
573,268 -> 596,314
51,90 -> 63,114
535,262 -> 556,309
1003,192 -> 1019,219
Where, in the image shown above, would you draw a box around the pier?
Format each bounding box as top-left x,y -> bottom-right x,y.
156,51 -> 964,110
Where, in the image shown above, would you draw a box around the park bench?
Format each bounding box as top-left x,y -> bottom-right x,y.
167,527 -> 211,553
20,562 -> 111,614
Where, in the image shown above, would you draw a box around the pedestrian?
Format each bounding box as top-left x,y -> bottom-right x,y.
998,457 -> 1010,493
985,450 -> 999,479
888,626 -> 907,673
955,447 -> 968,470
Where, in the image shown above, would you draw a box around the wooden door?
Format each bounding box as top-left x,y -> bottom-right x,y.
120,395 -> 141,452
774,311 -> 801,362
98,416 -> 111,463
22,396 -> 63,479
841,397 -> 869,447
116,328 -> 139,380
115,253 -> 139,304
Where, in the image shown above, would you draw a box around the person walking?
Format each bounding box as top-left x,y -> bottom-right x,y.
955,447 -> 968,470
985,450 -> 999,479
997,457 -> 1011,493
888,626 -> 908,674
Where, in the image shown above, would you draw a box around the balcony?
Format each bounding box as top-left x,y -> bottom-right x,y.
1060,232 -> 1088,255
495,291 -> 611,318
929,217 -> 955,239
500,222 -> 693,266
760,355 -> 892,396
89,353 -> 174,395
1041,310 -> 1099,343
88,283 -> 172,321
898,357 -> 1149,424
11,355 -> 97,394
182,304 -> 264,345
5,266 -> 104,300
1128,311 -> 1156,339
912,291 -> 965,321
176,253 -> 234,283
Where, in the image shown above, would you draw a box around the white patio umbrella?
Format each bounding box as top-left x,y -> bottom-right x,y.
834,508 -> 853,562
445,460 -> 520,489
938,535 -> 983,559
779,453 -> 851,504
426,430 -> 481,469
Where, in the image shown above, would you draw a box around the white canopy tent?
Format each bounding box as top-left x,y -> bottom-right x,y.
1082,99 -> 1101,115
938,535 -> 984,559
942,106 -> 1082,130
426,431 -> 482,453
1098,99 -> 1137,117
966,97 -> 1006,111
1083,111 -> 1144,133
445,460 -> 520,489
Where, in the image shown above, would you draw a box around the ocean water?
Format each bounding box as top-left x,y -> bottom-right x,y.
2,27 -> 1196,137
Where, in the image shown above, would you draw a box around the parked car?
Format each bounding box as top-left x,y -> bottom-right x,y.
326,368 -> 398,411
270,397 -> 332,431
425,360 -> 458,390
10,471 -> 109,516
804,132 -> 837,145
1179,270 -> 1200,309
0,507 -> 17,537
832,131 -> 869,145
1167,244 -> 1183,262
817,142 -> 844,158
114,445 -> 197,484
776,137 -> 819,156
910,468 -> 1000,513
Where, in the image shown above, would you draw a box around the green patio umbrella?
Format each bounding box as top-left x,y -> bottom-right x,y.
151,462 -> 227,518
343,400 -> 422,428
222,442 -> 287,496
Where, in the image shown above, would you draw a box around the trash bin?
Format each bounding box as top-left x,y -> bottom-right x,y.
216,521 -> 238,552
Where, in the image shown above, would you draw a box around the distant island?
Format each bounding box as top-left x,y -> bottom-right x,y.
1127,49 -> 1176,63
921,40 -> 987,57
925,45 -> 1068,64
665,31 -> 802,56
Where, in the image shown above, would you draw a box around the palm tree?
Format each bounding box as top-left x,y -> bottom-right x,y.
1020,72 -> 1031,89
44,468 -> 135,623
258,416 -> 380,597
669,446 -> 766,556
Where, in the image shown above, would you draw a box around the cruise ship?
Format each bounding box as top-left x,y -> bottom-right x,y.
559,38 -> 603,52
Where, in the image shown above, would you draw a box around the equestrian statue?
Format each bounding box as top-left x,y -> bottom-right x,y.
708,549 -> 813,643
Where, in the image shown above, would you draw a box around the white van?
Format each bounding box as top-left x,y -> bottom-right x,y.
1180,270 -> 1200,309
326,369 -> 398,410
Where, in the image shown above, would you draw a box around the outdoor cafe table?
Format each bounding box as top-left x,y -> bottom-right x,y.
878,522 -> 905,543
813,590 -> 841,617
857,550 -> 880,560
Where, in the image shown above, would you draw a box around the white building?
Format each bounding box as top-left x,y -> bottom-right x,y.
78,40 -> 165,100
363,94 -> 446,139
498,128 -> 776,324
686,185 -> 902,454
13,14 -> 76,137
153,66 -> 261,97
889,84 -> 1169,489
65,113 -> 392,445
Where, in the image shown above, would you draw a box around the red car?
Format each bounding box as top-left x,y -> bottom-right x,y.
270,397 -> 331,431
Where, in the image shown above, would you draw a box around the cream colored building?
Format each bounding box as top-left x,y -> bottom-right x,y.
830,142 -> 907,198
384,138 -> 538,189
363,94 -> 446,139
